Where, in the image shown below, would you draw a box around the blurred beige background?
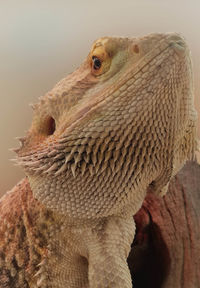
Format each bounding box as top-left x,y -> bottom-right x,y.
0,0 -> 199,195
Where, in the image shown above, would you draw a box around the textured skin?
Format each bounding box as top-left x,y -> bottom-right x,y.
0,33 -> 198,287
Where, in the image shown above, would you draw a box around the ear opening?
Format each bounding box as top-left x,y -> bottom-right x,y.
45,116 -> 56,136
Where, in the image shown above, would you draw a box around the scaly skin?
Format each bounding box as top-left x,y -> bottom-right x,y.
0,33 -> 198,287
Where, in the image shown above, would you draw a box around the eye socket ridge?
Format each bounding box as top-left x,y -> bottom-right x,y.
92,55 -> 102,70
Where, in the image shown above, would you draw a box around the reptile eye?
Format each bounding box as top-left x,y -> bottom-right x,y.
92,56 -> 102,70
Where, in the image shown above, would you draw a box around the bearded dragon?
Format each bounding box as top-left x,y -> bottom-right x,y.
0,33 -> 198,288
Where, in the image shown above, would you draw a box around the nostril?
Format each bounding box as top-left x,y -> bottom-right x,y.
46,116 -> 56,136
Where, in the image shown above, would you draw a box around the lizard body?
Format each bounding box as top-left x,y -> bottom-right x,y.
0,33 -> 198,287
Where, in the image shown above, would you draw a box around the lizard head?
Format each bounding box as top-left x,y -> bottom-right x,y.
15,33 -> 198,218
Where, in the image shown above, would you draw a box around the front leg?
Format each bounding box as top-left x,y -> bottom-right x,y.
86,216 -> 135,288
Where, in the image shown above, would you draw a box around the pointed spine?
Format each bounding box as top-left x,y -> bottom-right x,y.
81,161 -> 87,176
29,103 -> 38,110
55,163 -> 67,176
9,147 -> 21,153
71,163 -> 76,177
45,162 -> 59,173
